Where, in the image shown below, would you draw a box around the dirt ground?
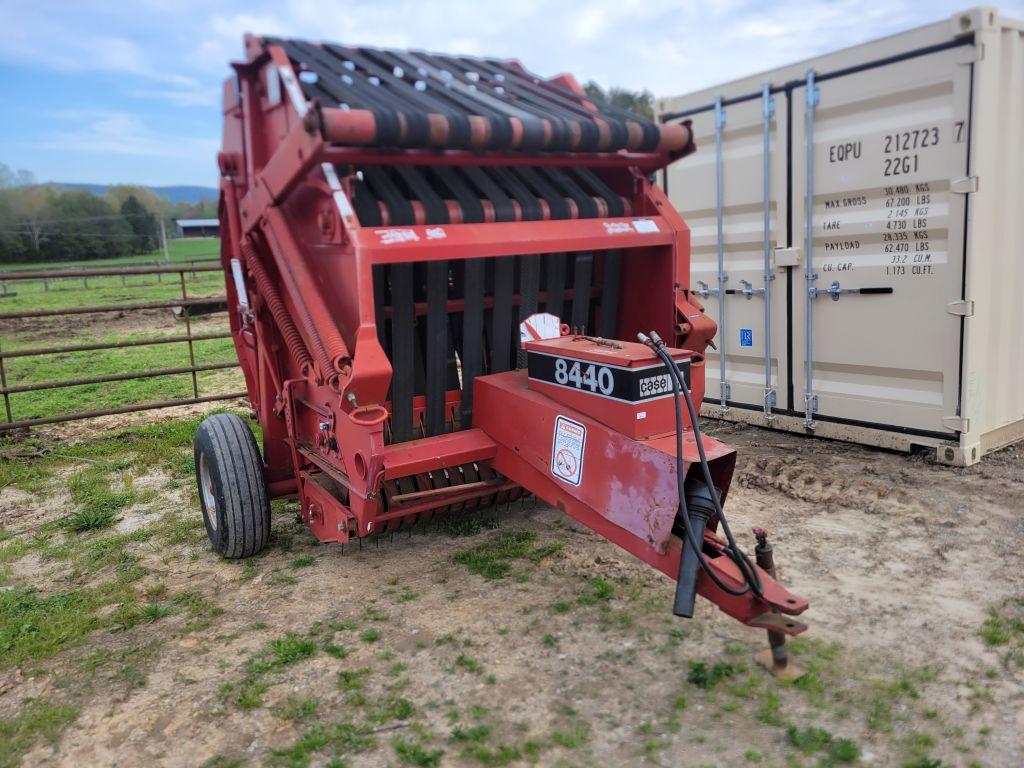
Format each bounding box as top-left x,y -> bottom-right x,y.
2,409 -> 1023,768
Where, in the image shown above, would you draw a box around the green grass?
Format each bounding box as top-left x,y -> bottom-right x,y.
551,723 -> 590,749
0,239 -> 221,306
1,238 -> 220,272
979,597 -> 1024,667
451,530 -> 562,580
393,737 -> 444,767
2,331 -> 239,422
577,576 -> 614,604
455,653 -> 482,674
0,698 -> 78,768
436,510 -> 501,537
686,660 -> 738,690
461,744 -> 520,766
138,601 -> 176,623
865,666 -> 936,732
62,466 -> 135,531
0,585 -> 106,669
268,720 -> 374,768
234,632 -> 318,709
451,725 -> 492,743
0,454 -> 53,493
273,696 -> 319,722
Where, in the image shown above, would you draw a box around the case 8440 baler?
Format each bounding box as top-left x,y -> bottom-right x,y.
197,34 -> 808,644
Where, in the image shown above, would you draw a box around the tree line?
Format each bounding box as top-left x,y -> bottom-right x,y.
0,163 -> 217,265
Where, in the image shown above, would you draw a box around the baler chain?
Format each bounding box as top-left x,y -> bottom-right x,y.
349,164 -> 628,227
271,39 -> 691,154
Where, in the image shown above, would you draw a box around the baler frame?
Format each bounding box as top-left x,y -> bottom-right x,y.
206,34 -> 808,637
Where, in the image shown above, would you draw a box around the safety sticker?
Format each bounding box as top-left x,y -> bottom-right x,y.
551,415 -> 586,487
632,218 -> 659,233
519,311 -> 561,344
603,221 -> 633,235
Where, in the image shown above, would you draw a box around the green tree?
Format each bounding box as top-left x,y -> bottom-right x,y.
583,81 -> 655,121
39,191 -> 134,262
8,185 -> 51,258
106,184 -> 168,217
120,194 -> 159,253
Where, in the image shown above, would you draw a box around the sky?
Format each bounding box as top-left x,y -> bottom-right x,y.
1,0 -> 1021,188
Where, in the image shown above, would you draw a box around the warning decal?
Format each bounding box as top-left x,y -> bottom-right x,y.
551,415 -> 586,487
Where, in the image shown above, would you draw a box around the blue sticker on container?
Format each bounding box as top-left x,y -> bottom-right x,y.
739,328 -> 753,347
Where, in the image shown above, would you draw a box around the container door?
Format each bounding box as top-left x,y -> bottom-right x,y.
791,45 -> 972,433
664,89 -> 789,416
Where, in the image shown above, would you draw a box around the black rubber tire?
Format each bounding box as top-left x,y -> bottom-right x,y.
193,413 -> 270,558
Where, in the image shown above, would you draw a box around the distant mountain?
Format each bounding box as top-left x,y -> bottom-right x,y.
55,183 -> 218,204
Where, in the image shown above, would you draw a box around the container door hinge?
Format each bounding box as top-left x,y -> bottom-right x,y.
943,415 -> 969,433
947,299 -> 975,317
951,176 -> 979,194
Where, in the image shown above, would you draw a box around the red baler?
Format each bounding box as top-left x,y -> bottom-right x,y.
196,34 -> 807,640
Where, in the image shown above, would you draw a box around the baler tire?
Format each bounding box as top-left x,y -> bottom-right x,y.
194,413 -> 270,559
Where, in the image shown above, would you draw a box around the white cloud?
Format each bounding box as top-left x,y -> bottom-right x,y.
6,0 -> 1024,105
40,110 -> 218,159
4,0 -> 1024,185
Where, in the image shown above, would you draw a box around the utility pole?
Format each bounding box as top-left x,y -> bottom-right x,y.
160,218 -> 171,262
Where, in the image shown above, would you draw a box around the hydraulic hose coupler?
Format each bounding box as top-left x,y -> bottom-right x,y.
674,482 -> 720,618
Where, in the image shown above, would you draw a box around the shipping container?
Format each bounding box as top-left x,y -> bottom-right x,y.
659,6 -> 1023,465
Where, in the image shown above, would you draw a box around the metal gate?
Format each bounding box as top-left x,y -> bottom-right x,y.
0,263 -> 245,431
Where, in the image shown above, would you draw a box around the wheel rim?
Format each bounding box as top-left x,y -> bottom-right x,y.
199,452 -> 217,531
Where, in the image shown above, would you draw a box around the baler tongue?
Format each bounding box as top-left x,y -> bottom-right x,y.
473,335 -> 808,633
208,33 -> 808,651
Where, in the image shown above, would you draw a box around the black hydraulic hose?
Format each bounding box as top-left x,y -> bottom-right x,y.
652,335 -> 763,596
654,335 -> 764,596
638,332 -> 764,603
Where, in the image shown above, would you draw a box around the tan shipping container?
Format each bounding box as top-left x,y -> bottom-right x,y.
659,6 -> 1023,465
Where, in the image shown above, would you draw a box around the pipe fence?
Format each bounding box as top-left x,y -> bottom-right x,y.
0,262 -> 245,431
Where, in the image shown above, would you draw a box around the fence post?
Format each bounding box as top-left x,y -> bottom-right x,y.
179,270 -> 200,398
0,343 -> 13,424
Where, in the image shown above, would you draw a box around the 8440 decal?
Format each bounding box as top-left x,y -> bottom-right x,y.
528,352 -> 690,403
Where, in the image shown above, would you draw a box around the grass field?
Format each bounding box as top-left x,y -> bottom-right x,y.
0,238 -> 243,425
0,238 -> 221,272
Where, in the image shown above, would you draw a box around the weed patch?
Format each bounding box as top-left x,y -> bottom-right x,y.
452,530 -> 561,580
64,466 -> 135,531
785,725 -> 860,764
234,632 -> 317,709
686,660 -> 738,690
0,586 -> 104,669
438,510 -> 500,537
268,720 -> 373,768
0,698 -> 77,768
273,696 -> 319,722
393,737 -> 443,767
979,597 -> 1024,667
577,576 -> 614,605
